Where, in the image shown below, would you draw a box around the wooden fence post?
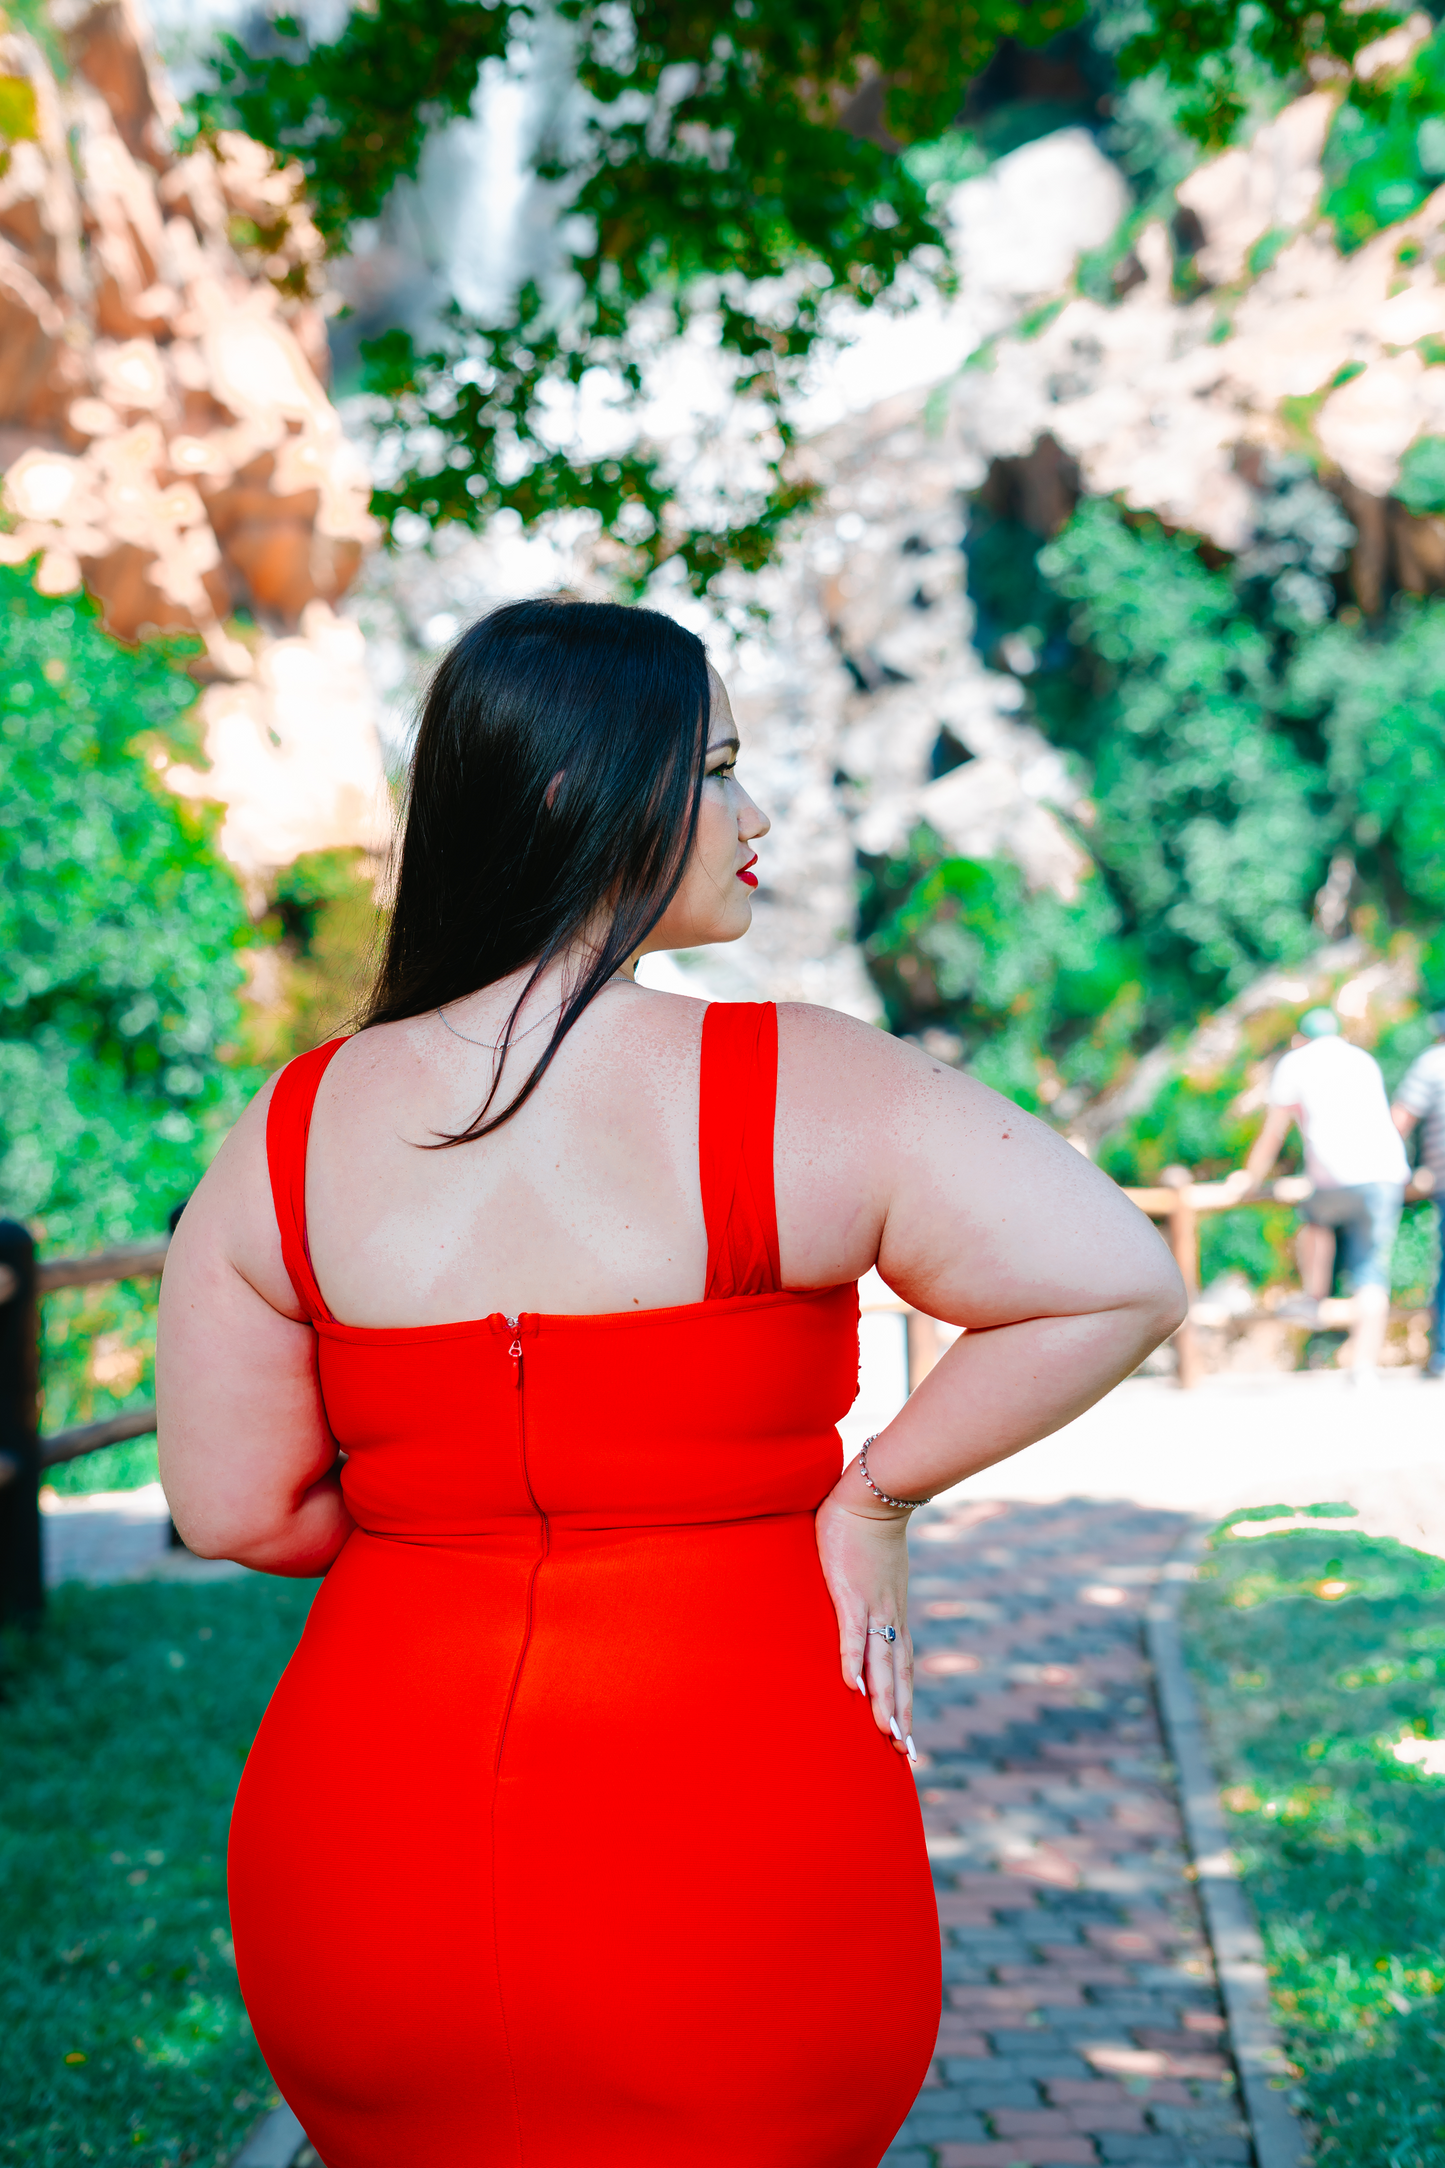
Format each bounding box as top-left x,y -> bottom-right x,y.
0,1220 -> 43,1628
1160,1166 -> 1203,1391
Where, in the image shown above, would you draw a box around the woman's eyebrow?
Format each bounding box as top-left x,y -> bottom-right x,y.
707,733 -> 741,758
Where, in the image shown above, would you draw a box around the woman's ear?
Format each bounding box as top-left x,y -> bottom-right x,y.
545,770 -> 565,810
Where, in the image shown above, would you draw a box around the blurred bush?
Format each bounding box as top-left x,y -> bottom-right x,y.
1324,24 -> 1445,251
238,848 -> 382,1074
0,568 -> 259,1466
0,569 -> 256,1253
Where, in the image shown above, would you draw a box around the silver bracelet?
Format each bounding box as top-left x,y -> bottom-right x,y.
857,1436 -> 932,1511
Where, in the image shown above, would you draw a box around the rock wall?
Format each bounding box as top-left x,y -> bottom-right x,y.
956,91 -> 1445,596
0,0 -> 388,876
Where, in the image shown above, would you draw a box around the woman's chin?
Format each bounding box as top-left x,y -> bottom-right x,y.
649,894 -> 755,952
690,912 -> 752,951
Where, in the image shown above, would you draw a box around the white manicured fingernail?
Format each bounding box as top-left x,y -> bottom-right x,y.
889,1717 -> 902,1740
856,1675 -> 866,1694
906,1735 -> 918,1762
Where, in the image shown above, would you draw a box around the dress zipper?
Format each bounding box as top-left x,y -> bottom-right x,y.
494,1308 -> 545,1778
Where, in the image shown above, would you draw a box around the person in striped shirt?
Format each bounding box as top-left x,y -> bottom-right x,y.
1393,1013 -> 1445,1380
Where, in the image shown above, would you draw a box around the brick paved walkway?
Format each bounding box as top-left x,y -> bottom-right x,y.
887,1496 -> 1249,2168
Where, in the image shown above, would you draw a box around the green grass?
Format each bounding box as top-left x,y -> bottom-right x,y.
0,1574 -> 315,2166
1185,1515 -> 1445,2165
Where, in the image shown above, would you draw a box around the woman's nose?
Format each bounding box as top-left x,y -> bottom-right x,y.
738,788 -> 770,840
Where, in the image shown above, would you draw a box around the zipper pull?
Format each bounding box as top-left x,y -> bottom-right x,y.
506,1314 -> 522,1388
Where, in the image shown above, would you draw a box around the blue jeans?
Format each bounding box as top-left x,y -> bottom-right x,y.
1301,1181 -> 1404,1293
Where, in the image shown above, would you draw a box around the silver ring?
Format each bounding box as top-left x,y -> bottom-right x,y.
868,1624 -> 897,1644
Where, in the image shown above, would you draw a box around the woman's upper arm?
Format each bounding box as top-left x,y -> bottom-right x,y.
777,1005 -> 1183,1328
156,1076 -> 337,1559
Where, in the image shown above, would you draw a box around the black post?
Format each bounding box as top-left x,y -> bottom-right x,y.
0,1220 -> 43,1630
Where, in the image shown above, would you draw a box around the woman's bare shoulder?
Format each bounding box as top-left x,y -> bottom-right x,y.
775,1000 -> 1126,1222
775,1000 -> 913,1074
776,1001 -> 1012,1137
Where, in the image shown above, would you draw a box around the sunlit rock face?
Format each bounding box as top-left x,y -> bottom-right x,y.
673,387 -> 1095,1020
0,0 -> 388,875
953,81 -> 1445,603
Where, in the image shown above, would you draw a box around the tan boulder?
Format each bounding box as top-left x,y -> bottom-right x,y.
0,0 -> 390,875
0,0 -> 375,657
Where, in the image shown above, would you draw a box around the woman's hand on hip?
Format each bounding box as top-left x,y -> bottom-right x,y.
815,1482 -> 917,1763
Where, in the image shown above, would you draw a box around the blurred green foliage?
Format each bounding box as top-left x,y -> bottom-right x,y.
1323,23 -> 1445,253
1186,1522 -> 1445,2164
0,1573 -> 314,2167
1095,1063 -> 1267,1183
1198,1199 -> 1302,1292
240,848 -> 381,1074
0,569 -> 259,1467
1041,501 -> 1331,996
1396,434 -> 1445,516
860,836 -> 1143,1110
0,571 -> 255,1252
1290,600 -> 1445,956
1390,1200 -> 1440,1305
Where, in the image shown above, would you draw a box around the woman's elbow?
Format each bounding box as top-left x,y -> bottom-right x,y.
165,1497 -> 251,1561
162,1468 -> 294,1562
1134,1255 -> 1189,1347
168,1500 -> 339,1575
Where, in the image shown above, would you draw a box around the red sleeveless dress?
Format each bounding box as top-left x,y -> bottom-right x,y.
228,1003 -> 940,2166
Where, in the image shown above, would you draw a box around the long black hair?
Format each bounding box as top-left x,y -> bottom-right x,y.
362,595 -> 711,1143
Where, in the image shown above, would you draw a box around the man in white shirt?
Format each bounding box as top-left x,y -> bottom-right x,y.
1224,1008 -> 1408,1383
1392,1012 -> 1445,1377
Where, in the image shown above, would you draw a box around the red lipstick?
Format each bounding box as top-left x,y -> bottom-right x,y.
737,854 -> 759,889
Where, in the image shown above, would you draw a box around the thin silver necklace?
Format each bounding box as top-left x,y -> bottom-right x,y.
435,996 -> 565,1052
436,974 -> 631,1053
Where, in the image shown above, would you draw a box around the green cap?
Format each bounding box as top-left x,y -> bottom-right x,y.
1298,1007 -> 1340,1038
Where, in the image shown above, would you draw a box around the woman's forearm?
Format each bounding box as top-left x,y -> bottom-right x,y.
854,1296 -> 1181,1504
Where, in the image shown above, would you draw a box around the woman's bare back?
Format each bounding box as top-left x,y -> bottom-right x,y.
301,985 -> 915,1327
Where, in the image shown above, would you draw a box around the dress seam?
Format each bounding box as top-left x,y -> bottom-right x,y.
309,1282 -> 857,1345
489,1772 -> 527,2165
352,1508 -> 829,1543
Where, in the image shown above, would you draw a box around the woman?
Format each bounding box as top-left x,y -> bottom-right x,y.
157,597 -> 1184,2168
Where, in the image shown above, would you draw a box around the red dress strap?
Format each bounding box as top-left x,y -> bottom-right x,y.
699,1003 -> 782,1300
265,1038 -> 348,1325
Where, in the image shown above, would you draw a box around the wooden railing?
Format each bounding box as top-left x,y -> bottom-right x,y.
865,1167 -> 1428,1392
34,1239 -> 169,1467
36,1238 -> 171,1298
0,1234 -> 174,1625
